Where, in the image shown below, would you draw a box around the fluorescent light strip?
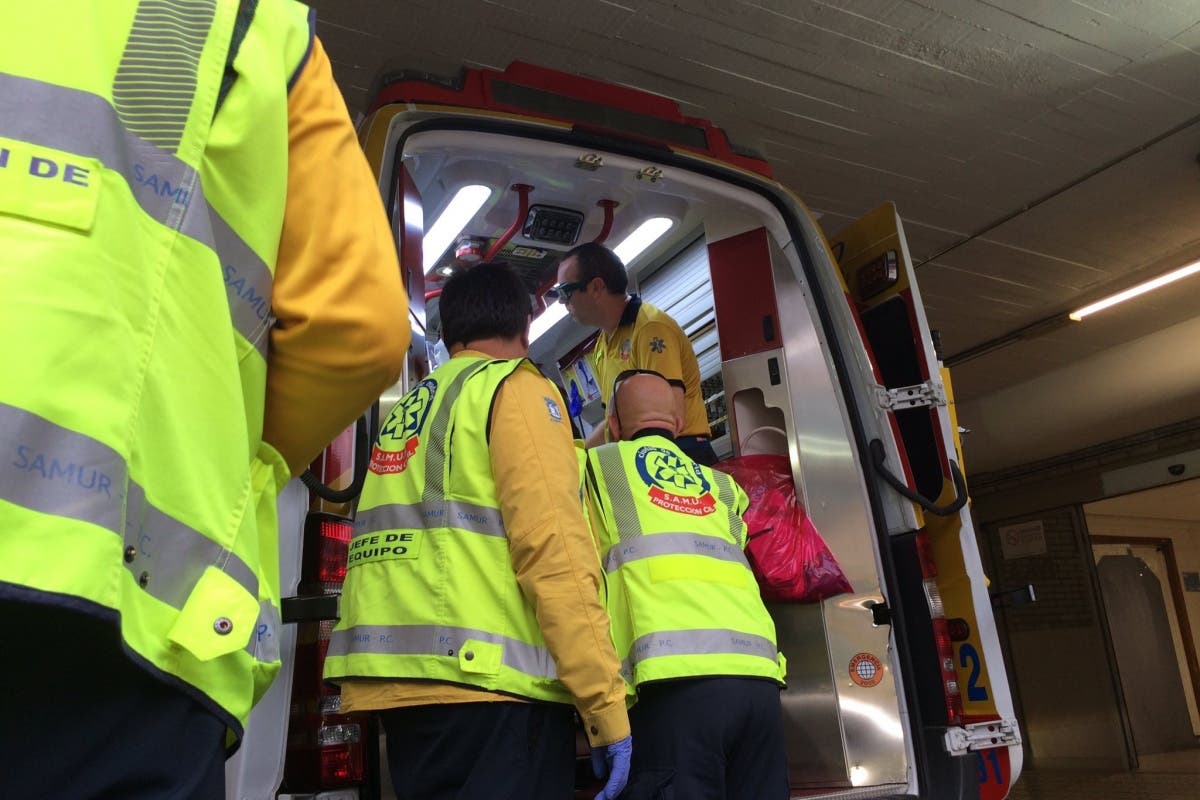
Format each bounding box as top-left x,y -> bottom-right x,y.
529,303 -> 568,344
422,185 -> 492,273
1070,259 -> 1200,321
613,217 -> 674,266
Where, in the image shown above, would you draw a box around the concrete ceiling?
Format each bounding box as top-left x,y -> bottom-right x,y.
306,0 -> 1200,472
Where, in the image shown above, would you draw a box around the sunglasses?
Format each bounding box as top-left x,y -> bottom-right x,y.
546,279 -> 589,303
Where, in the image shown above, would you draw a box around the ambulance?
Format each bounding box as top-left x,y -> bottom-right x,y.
232,62 -> 1022,800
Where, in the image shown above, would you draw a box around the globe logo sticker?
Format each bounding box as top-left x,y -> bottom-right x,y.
849,652 -> 884,688
371,379 -> 437,475
635,445 -> 716,516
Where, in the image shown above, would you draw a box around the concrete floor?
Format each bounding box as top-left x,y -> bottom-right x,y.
1008,748 -> 1200,800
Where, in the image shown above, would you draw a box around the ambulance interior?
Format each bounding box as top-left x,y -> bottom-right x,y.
399,127 -> 931,795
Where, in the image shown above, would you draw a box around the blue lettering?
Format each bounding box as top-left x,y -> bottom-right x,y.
241,285 -> 269,321
133,163 -> 145,182
227,276 -> 245,295
0,148 -> 9,168
63,164 -> 89,187
223,263 -> 236,282
12,445 -> 114,495
143,174 -> 158,193
29,156 -> 57,178
48,460 -> 76,483
353,633 -> 370,643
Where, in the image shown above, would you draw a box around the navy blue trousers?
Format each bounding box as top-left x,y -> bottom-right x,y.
379,701 -> 575,800
625,677 -> 789,800
0,598 -> 225,800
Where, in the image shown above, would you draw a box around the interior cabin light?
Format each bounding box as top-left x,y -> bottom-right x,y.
1069,258 -> 1200,321
423,185 -> 492,273
612,217 -> 673,266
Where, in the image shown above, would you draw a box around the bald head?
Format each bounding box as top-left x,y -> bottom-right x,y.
608,372 -> 683,442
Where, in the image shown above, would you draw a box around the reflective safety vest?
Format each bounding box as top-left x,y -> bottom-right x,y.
584,435 -> 787,690
0,0 -> 312,738
324,355 -> 574,705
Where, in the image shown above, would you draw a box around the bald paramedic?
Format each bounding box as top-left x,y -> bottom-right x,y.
0,2 -> 410,797
583,371 -> 789,800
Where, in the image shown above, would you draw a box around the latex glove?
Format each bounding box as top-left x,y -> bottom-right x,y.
591,735 -> 632,800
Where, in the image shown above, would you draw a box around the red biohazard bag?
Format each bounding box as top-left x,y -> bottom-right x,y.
713,454 -> 852,602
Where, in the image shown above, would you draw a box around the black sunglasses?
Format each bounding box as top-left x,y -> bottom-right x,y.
546,279 -> 589,303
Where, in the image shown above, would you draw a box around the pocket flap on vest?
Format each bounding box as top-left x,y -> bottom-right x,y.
459,638 -> 503,675
168,565 -> 259,661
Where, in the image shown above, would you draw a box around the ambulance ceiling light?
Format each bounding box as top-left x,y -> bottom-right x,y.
423,185 -> 492,273
529,303 -> 568,345
612,217 -> 674,267
1069,258 -> 1200,321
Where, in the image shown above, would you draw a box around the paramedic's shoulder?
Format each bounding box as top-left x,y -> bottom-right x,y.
265,31 -> 409,474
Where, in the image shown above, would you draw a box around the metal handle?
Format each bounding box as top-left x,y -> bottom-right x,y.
869,438 -> 968,516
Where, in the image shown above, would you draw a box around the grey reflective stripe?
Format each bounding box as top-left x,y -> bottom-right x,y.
420,363 -> 487,501
355,499 -> 506,539
593,444 -> 642,540
0,72 -> 273,358
709,470 -> 745,549
628,628 -> 778,666
125,481 -> 259,608
328,624 -> 558,680
0,403 -> 126,534
0,402 -> 272,660
603,532 -> 750,573
114,0 -> 217,151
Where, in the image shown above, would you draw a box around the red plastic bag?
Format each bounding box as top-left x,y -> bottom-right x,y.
714,454 -> 852,603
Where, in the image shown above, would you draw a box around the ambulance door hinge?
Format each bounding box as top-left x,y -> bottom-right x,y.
874,380 -> 946,411
943,717 -> 1021,756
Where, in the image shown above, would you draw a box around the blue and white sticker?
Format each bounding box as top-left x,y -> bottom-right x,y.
544,396 -> 563,422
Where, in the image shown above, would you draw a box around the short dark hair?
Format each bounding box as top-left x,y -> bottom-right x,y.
439,261 -> 531,347
562,241 -> 627,295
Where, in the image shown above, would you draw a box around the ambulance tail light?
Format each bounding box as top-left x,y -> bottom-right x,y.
317,516 -> 353,587
318,723 -> 364,785
916,530 -> 963,727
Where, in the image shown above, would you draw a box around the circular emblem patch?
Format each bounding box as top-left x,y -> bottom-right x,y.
634,445 -> 716,516
848,652 -> 884,688
371,379 -> 437,475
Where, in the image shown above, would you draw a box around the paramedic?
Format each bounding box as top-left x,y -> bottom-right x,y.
324,262 -> 632,800
552,241 -> 717,464
0,1 -> 409,797
583,370 -> 789,800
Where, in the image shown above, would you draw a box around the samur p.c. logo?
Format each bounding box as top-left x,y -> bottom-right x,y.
370,379 -> 437,474
634,445 -> 716,516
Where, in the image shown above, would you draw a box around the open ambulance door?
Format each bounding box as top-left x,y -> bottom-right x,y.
828,203 -> 1023,799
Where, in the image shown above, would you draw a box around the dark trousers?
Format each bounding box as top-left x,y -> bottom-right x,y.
380,701 -> 575,800
626,677 -> 789,800
0,599 -> 226,800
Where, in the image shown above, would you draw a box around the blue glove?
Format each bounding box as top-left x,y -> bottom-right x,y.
569,380 -> 584,419
591,735 -> 632,800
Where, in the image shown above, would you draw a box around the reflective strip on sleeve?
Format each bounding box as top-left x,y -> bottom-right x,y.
602,531 -> 750,573
327,623 -> 558,680
0,72 -> 273,357
628,628 -> 779,667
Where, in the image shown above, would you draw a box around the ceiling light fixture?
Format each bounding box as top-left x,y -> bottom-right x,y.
1069,258 -> 1200,321
612,217 -> 674,266
422,185 -> 492,274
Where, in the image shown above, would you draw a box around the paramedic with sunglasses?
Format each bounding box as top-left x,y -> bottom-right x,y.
552,242 -> 718,465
